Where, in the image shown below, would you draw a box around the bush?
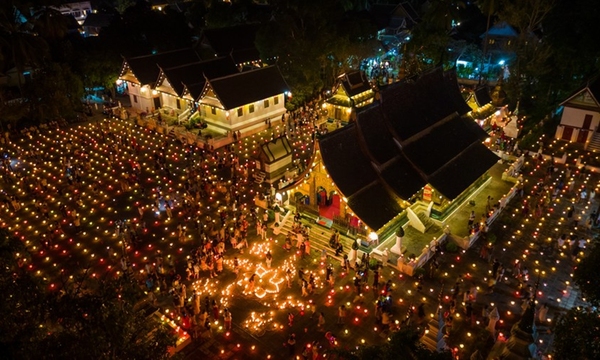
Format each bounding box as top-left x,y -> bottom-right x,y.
413,267 -> 426,278
368,258 -> 379,270
445,241 -> 459,253
396,226 -> 405,238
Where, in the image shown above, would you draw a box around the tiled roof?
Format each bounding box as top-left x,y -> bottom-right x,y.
159,57 -> 238,97
355,106 -> 397,164
402,116 -> 489,176
379,156 -> 427,200
82,13 -> 113,28
319,67 -> 497,230
347,182 -> 404,230
380,80 -> 430,140
230,48 -> 262,65
206,66 -> 288,109
474,86 -> 493,107
444,69 -> 473,115
428,143 -> 499,199
319,125 -> 379,197
124,48 -> 200,85
339,70 -> 372,97
260,137 -> 292,163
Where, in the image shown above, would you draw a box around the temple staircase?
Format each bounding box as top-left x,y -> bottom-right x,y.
407,201 -> 435,233
420,316 -> 441,351
278,212 -> 356,264
253,171 -> 266,184
587,132 -> 600,152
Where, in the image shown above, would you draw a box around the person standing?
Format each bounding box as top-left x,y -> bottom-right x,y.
223,308 -> 232,330
468,211 -> 475,230
287,333 -> 296,357
261,223 -> 268,240
487,306 -> 500,335
337,305 -> 346,324
265,250 -> 273,268
317,312 -> 325,329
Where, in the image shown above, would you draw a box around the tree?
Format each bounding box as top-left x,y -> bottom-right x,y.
115,0 -> 136,15
496,0 -> 556,108
0,2 -> 49,93
24,63 -> 84,122
574,243 -> 600,307
537,0 -> 600,104
477,0 -> 499,83
553,308 -> 600,359
255,0 -> 345,107
422,0 -> 465,33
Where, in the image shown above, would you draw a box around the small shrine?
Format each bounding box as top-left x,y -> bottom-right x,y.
255,136 -> 293,184
324,70 -> 375,123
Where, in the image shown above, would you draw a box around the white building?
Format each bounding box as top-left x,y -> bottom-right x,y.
54,1 -> 92,25
555,76 -> 600,150
198,66 -> 289,136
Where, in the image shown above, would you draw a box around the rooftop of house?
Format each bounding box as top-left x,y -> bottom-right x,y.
157,57 -> 239,97
319,67 -> 497,230
122,48 -> 201,85
204,66 -> 289,109
260,137 -> 292,163
82,12 -> 113,28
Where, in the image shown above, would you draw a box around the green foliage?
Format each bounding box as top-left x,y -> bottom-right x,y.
553,308 -> 600,359
445,241 -> 459,253
574,244 -> 600,307
369,258 -> 379,270
24,63 -> 84,122
255,0 -> 377,107
115,0 -> 136,15
396,226 -> 405,238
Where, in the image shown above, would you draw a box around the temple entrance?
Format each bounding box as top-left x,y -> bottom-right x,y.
317,189 -> 341,220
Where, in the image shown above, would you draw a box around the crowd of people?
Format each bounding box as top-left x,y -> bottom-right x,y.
1,98 -> 594,359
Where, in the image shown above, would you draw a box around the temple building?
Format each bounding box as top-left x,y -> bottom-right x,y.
324,70 -> 375,123
197,66 -> 289,137
255,137 -> 294,185
294,68 -> 499,239
555,76 -> 600,150
466,86 -> 495,128
118,48 -> 201,113
153,57 -> 239,121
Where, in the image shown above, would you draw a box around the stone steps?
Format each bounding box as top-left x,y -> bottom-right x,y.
587,132 -> 600,152
420,317 -> 440,351
279,215 -> 357,264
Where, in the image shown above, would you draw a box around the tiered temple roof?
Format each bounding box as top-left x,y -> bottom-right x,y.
319,67 -> 498,230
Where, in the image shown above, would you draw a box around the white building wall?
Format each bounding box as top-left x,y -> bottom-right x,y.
199,94 -> 285,135
160,92 -> 178,109
560,106 -> 600,129
126,82 -> 156,112
229,95 -> 285,132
